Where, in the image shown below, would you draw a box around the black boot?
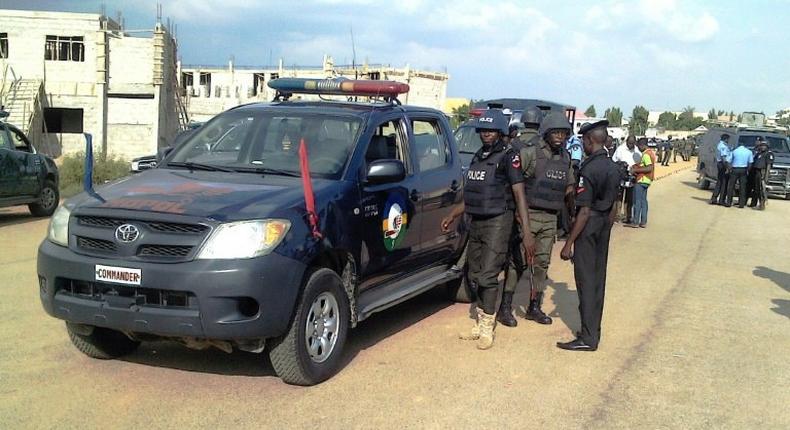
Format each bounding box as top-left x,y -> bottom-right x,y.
525,292 -> 552,325
497,292 -> 517,327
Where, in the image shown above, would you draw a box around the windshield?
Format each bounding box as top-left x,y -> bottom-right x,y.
737,135 -> 790,153
454,125 -> 481,154
166,110 -> 363,178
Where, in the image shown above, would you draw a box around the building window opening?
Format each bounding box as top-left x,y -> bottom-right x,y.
253,73 -> 266,96
368,71 -> 380,80
199,72 -> 211,97
270,73 -> 279,80
181,72 -> 193,89
43,108 -> 84,133
0,33 -> 8,59
45,35 -> 84,62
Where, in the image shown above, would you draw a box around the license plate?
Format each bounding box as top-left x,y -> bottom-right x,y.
95,264 -> 142,286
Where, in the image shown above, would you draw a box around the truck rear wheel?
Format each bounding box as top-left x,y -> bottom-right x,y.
269,268 -> 349,386
29,180 -> 59,217
698,176 -> 711,190
66,323 -> 140,359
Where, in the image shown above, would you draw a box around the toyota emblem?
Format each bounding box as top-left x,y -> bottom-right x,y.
115,224 -> 140,243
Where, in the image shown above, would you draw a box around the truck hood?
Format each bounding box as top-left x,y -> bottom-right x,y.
68,168 -> 340,221
772,152 -> 790,167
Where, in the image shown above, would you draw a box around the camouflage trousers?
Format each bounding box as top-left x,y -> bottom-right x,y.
504,209 -> 557,294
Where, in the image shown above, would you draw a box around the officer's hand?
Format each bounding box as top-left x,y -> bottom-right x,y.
441,216 -> 453,233
522,233 -> 536,265
560,243 -> 573,261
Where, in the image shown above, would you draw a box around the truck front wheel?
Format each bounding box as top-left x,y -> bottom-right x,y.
269,268 -> 350,386
66,323 -> 140,359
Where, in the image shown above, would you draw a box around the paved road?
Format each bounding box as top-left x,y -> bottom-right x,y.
1,162 -> 789,429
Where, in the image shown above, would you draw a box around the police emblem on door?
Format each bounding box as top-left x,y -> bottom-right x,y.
382,194 -> 408,251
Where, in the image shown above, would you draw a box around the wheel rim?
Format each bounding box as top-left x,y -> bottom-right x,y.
304,292 -> 340,363
41,187 -> 56,209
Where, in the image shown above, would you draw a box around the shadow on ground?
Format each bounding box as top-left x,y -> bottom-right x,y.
0,210 -> 46,228
753,266 -> 790,320
122,287 -> 452,377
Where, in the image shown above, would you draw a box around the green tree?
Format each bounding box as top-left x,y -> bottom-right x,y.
604,106 -> 623,126
676,106 -> 704,130
729,111 -> 735,121
708,108 -> 717,120
717,110 -> 725,116
629,105 -> 649,136
450,101 -> 473,129
657,111 -> 677,129
585,104 -> 596,118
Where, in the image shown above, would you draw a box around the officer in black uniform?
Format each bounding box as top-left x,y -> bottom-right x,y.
557,120 -> 620,351
442,110 -> 534,350
749,139 -> 773,210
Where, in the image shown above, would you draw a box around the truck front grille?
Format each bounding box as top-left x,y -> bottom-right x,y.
60,279 -> 197,309
138,245 -> 193,258
72,216 -> 211,262
77,236 -> 117,253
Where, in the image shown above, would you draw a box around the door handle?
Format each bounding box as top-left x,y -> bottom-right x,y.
410,189 -> 420,202
449,180 -> 460,192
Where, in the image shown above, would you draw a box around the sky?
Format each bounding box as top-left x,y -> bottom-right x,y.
3,0 -> 790,116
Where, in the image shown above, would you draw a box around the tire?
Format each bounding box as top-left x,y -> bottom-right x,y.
698,176 -> 711,190
28,180 -> 59,217
446,273 -> 475,303
66,323 -> 140,359
269,268 -> 350,386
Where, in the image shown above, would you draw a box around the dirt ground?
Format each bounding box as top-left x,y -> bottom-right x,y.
1,159 -> 788,429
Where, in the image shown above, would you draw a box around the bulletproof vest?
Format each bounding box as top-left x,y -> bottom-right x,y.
753,151 -> 769,169
464,143 -> 513,217
524,145 -> 570,211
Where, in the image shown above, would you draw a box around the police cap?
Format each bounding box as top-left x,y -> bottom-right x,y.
579,119 -> 609,135
475,109 -> 508,134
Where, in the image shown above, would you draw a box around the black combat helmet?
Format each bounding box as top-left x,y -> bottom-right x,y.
538,111 -> 572,137
475,109 -> 508,135
522,107 -> 544,128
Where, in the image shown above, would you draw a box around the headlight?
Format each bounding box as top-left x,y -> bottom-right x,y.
48,206 -> 71,246
197,219 -> 291,259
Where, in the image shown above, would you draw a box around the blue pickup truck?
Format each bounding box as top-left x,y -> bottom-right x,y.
37,78 -> 467,385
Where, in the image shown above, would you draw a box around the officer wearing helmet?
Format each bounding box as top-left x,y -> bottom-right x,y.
441,110 -> 535,350
508,112 -> 576,326
499,106 -> 544,327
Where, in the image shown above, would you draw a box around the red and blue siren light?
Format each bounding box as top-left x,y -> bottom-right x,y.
268,77 -> 409,98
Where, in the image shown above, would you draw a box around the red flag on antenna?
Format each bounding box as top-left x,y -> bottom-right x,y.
298,138 -> 322,239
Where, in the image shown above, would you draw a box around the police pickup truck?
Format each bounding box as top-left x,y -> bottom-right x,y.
0,116 -> 60,216
37,78 -> 466,385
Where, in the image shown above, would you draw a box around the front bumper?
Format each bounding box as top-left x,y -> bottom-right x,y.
37,240 -> 306,340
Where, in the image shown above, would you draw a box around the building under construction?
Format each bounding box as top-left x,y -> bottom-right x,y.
0,8 -> 184,160
179,56 -> 449,122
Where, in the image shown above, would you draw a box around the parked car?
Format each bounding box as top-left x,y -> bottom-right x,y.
0,116 -> 60,216
697,126 -> 790,199
37,78 -> 466,385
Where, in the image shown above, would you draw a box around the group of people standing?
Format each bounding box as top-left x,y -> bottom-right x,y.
442,109 -> 621,352
709,133 -> 774,209
611,137 -> 657,228
655,136 -> 694,166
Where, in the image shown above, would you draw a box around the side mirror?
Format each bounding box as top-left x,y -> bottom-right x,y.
157,146 -> 173,162
366,159 -> 405,185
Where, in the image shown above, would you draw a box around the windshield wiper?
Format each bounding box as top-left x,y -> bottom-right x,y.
166,161 -> 234,172
232,166 -> 301,177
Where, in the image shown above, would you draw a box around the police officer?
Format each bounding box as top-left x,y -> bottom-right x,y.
558,120 -> 620,351
710,133 -> 732,205
498,107 -> 544,327
749,139 -> 773,210
441,110 -> 534,350
512,112 -> 575,326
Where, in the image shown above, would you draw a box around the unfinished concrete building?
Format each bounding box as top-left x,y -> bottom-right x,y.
179,56 -> 449,121
0,9 -> 184,160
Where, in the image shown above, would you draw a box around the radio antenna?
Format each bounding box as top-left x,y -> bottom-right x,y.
350,24 -> 358,80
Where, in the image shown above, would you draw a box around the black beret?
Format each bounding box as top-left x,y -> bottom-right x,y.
579,119 -> 609,135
